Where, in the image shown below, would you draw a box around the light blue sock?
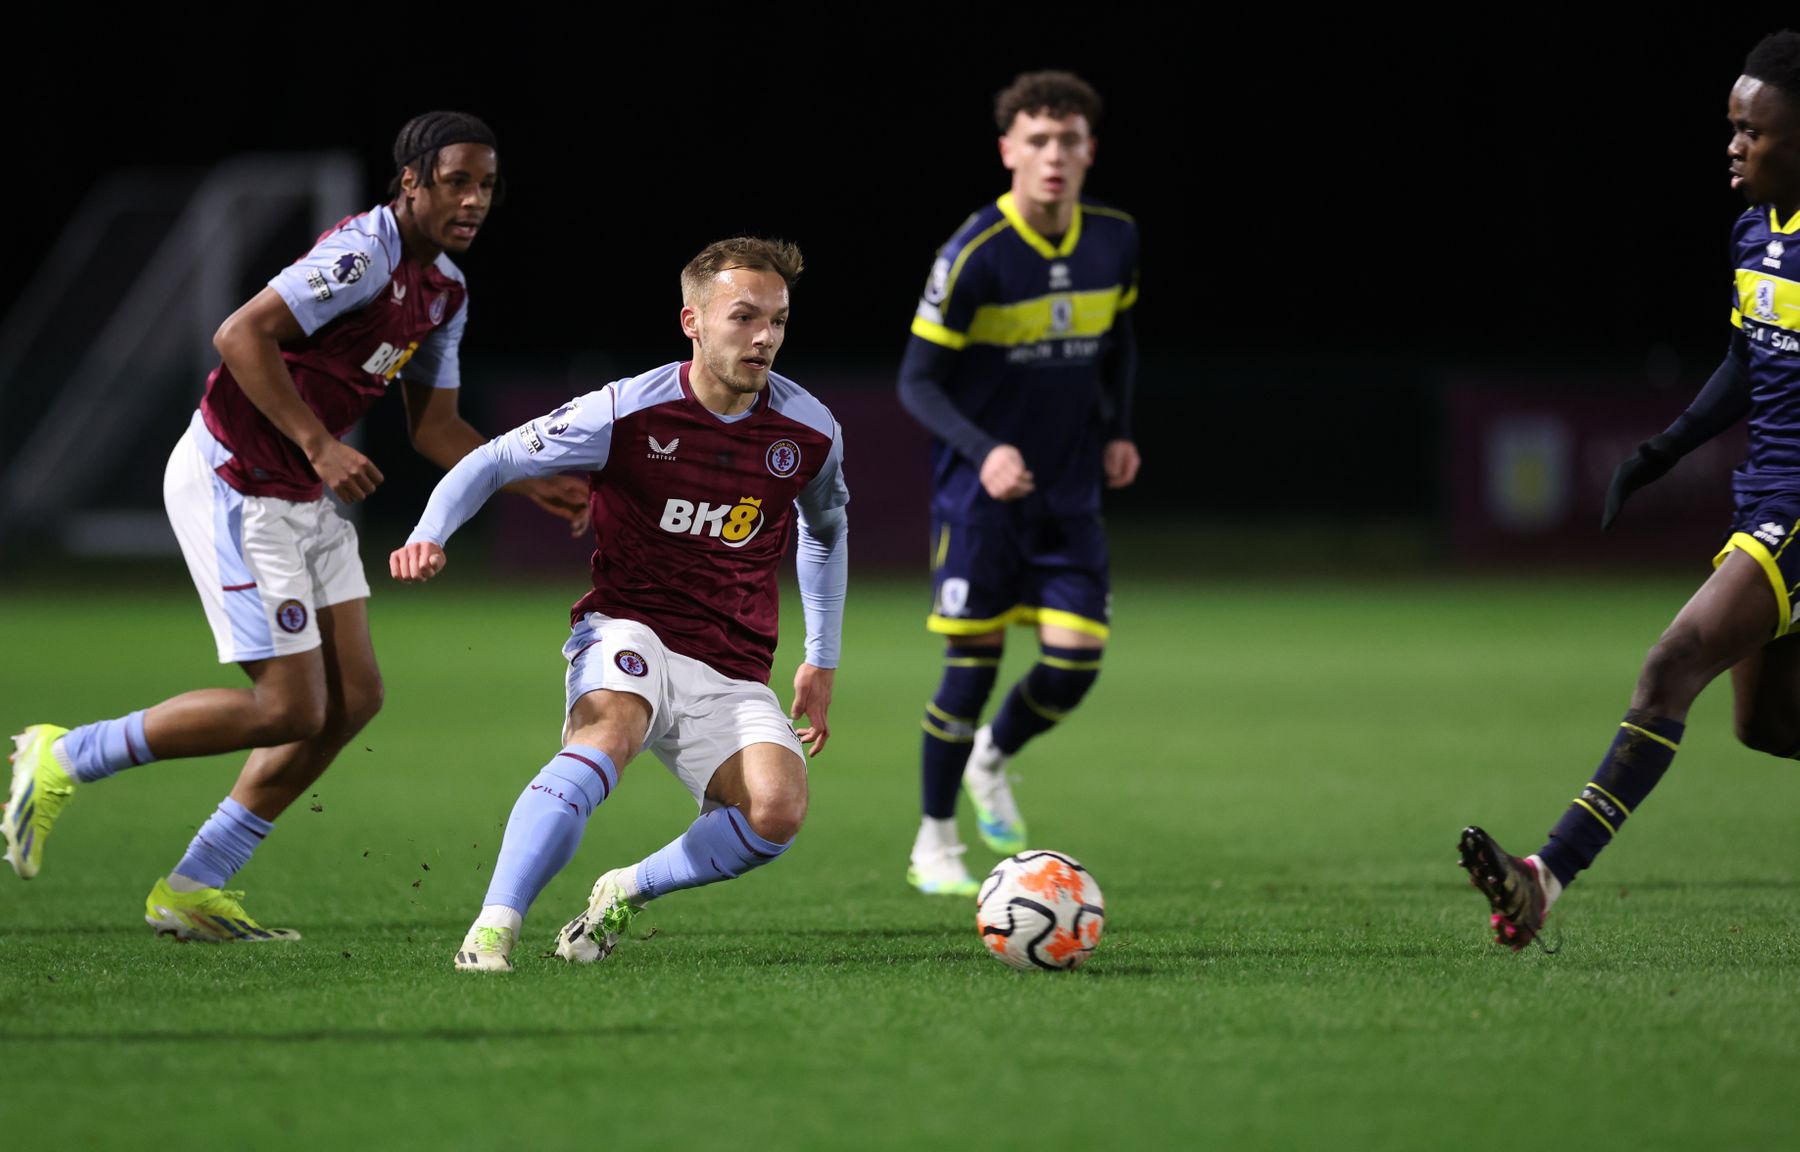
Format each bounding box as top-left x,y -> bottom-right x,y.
636,807 -> 790,900
482,747 -> 618,914
172,797 -> 272,889
59,710 -> 156,783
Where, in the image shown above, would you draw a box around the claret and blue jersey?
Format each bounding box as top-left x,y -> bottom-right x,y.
910,192 -> 1139,524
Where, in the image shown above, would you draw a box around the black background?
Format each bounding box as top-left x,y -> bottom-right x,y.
5,15 -> 1793,551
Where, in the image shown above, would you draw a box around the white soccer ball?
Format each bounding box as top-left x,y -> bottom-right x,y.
976,850 -> 1105,971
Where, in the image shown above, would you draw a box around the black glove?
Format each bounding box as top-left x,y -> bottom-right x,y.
1601,434 -> 1681,530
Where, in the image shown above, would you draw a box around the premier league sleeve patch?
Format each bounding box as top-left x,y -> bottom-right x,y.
766,439 -> 801,478
332,249 -> 372,286
614,650 -> 649,677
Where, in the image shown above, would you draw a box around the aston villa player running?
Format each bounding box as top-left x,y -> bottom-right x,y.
390,237 -> 848,972
3,111 -> 586,942
1461,29 -> 1800,951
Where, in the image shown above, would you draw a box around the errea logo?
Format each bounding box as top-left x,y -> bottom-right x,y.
1767,240 -> 1785,269
659,496 -> 765,548
1754,521 -> 1787,547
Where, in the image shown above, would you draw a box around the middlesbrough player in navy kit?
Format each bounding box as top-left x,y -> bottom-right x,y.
1461,30 -> 1800,952
4,112 -> 587,942
897,71 -> 1142,895
390,237 -> 849,973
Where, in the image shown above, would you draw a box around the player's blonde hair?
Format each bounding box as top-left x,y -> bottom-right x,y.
680,237 -> 804,306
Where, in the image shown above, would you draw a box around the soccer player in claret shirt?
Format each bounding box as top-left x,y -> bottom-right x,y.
390,237 -> 848,973
3,112 -> 587,941
1461,29 -> 1800,951
897,70 -> 1141,895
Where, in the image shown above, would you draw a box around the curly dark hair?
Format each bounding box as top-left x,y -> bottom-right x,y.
386,110 -> 503,202
994,70 -> 1102,133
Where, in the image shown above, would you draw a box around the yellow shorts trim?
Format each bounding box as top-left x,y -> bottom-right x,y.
926,607 -> 1032,636
1026,607 -> 1111,640
1715,532 -> 1794,639
926,605 -> 1111,640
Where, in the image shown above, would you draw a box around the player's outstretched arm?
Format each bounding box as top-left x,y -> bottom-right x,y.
216,288 -> 384,503
1602,336 -> 1752,529
402,381 -> 590,537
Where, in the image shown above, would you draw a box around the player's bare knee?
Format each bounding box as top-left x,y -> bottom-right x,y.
330,680 -> 385,742
746,776 -> 807,844
1636,630 -> 1706,709
350,676 -> 385,728
256,693 -> 329,745
747,797 -> 805,844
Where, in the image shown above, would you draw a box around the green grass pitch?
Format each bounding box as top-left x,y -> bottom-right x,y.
2,573 -> 1797,1150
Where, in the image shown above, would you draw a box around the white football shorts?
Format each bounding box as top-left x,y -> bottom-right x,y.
164,413 -> 370,663
562,612 -> 805,806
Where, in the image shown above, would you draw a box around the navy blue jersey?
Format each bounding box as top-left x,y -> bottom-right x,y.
1730,205 -> 1800,495
909,193 -> 1139,523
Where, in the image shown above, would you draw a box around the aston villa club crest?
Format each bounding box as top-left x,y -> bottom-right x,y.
614,650 -> 649,677
429,294 -> 447,325
276,599 -> 309,634
766,439 -> 801,477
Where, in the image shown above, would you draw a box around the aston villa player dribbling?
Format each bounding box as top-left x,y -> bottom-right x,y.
390,237 -> 848,972
1461,29 -> 1800,951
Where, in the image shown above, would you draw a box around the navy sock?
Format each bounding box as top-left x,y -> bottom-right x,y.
919,645 -> 1001,818
1538,712 -> 1684,887
989,645 -> 1103,756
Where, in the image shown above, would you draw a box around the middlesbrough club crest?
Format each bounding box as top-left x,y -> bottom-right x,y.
766,439 -> 801,478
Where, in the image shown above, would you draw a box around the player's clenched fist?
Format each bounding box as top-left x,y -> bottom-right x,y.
979,444 -> 1035,501
390,541 -> 447,583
